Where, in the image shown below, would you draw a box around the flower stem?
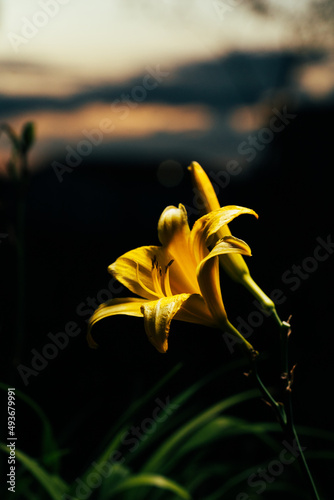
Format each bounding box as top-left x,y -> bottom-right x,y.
249,317 -> 321,500
251,360 -> 287,429
287,397 -> 321,500
280,318 -> 321,500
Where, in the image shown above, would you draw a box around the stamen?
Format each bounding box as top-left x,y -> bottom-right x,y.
165,259 -> 174,273
151,255 -> 157,270
152,262 -> 164,296
161,260 -> 173,297
150,257 -> 174,297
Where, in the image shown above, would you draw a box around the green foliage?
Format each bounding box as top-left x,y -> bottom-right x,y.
1,363 -> 333,500
20,122 -> 35,155
0,121 -> 35,180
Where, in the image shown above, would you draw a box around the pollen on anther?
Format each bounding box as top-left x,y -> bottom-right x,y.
165,259 -> 174,273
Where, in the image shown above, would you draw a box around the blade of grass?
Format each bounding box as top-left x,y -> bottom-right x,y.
172,416 -> 280,460
125,359 -> 249,464
0,443 -> 69,500
141,388 -> 259,474
0,383 -> 60,470
79,425 -> 129,489
109,473 -> 192,499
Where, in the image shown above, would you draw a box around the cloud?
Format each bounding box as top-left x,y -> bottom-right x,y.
1,51 -> 319,118
0,50 -> 326,172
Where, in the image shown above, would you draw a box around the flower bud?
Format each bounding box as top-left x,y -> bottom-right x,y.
188,161 -> 276,314
157,204 -> 190,247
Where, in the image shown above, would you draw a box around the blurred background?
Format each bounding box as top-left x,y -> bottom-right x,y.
1,0 -> 334,497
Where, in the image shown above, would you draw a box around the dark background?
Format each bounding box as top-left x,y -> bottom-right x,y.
1,48 -> 334,498
2,103 -> 334,457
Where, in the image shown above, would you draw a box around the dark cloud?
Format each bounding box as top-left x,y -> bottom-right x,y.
0,50 -> 322,119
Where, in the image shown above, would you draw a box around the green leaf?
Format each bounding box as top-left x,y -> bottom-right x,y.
0,443 -> 69,500
80,425 -> 129,489
109,473 -> 192,499
0,123 -> 20,151
85,364 -> 184,482
141,389 -> 259,474
21,122 -> 35,153
0,382 -> 61,471
124,359 -> 249,465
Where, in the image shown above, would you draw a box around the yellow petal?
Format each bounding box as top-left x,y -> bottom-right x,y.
205,235 -> 252,260
188,162 -> 275,316
188,161 -> 220,213
197,240 -> 255,352
109,246 -> 167,300
174,293 -> 216,327
191,206 -> 258,263
157,204 -> 200,294
187,163 -> 256,284
197,254 -> 227,326
196,235 -> 251,326
201,236 -> 252,306
141,294 -> 191,353
87,297 -> 145,348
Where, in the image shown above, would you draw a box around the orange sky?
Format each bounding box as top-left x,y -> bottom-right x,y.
1,1 -> 333,175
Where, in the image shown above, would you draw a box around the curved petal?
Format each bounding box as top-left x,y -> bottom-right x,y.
197,254 -> 228,327
187,163 -> 258,284
196,236 -> 252,327
87,297 -> 145,348
108,246 -> 168,300
190,206 -> 258,263
141,294 -> 191,353
205,235 -> 252,261
174,293 -> 216,327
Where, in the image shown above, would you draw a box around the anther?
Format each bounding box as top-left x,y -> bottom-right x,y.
165,259 -> 174,273
151,255 -> 157,270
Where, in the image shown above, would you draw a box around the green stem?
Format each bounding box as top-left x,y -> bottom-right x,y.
253,360 -> 320,499
242,273 -> 277,314
288,396 -> 321,500
251,361 -> 287,429
250,317 -> 321,500
280,319 -> 321,500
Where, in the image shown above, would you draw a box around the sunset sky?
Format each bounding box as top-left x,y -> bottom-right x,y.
0,0 -> 333,173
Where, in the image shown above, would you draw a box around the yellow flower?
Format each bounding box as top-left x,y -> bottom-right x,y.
87,204 -> 258,354
188,161 -> 276,314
